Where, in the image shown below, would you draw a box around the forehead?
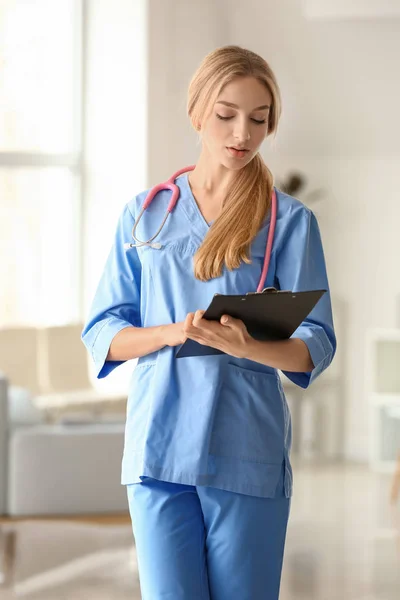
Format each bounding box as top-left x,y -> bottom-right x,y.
216,76 -> 272,107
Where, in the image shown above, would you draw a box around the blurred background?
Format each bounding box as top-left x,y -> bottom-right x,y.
0,0 -> 400,598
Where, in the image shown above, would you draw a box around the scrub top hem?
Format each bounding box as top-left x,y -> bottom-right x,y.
121,454 -> 293,499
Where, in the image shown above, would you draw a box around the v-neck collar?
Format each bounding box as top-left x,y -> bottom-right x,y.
178,173 -> 213,236
177,172 -> 275,237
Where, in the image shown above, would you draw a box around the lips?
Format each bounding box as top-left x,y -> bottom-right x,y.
227,146 -> 250,158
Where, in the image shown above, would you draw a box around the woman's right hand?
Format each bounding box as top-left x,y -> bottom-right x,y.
163,322 -> 187,347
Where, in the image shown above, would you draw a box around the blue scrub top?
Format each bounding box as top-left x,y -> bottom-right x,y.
82,173 -> 336,498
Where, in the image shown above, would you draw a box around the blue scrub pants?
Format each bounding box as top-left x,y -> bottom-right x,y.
126,465 -> 291,600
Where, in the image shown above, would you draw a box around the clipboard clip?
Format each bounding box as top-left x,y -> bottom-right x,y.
246,287 -> 272,296
214,287 -> 291,298
246,287 -> 292,296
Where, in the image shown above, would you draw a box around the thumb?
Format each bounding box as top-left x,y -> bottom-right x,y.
220,314 -> 234,326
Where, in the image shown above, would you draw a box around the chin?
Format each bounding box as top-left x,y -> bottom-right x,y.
224,149 -> 257,168
219,156 -> 251,171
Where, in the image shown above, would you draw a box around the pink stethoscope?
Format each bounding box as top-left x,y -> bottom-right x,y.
124,165 -> 277,293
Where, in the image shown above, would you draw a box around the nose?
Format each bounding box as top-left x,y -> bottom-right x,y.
233,118 -> 251,144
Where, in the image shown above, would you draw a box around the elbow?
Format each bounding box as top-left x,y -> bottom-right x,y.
296,338 -> 316,372
312,325 -> 337,375
306,354 -> 315,373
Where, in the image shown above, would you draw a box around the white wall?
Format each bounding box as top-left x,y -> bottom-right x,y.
146,0 -> 400,461
224,0 -> 400,157
147,0 -> 230,184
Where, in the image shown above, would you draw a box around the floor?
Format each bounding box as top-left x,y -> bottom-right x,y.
0,461 -> 399,599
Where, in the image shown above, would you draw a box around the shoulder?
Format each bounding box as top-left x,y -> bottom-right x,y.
275,187 -> 312,222
273,187 -> 319,249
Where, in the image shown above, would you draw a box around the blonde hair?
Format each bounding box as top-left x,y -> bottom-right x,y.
187,45 -> 282,281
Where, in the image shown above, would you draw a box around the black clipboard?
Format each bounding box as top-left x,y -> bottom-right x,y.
175,287 -> 326,358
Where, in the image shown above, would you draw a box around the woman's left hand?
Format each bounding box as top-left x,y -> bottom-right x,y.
183,310 -> 253,358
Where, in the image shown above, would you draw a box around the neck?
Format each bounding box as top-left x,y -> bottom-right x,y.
188,153 -> 238,196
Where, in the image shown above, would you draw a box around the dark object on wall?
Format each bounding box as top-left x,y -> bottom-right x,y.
280,172 -> 307,196
279,172 -> 326,207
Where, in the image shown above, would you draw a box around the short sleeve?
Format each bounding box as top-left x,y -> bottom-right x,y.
275,207 -> 336,388
81,203 -> 141,379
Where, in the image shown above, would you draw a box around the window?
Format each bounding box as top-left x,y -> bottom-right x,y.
1,0 -> 147,395
0,0 -> 82,326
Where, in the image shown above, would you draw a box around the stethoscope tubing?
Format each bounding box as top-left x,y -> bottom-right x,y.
125,165 -> 277,292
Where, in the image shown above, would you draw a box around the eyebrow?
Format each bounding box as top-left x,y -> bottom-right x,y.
216,101 -> 270,111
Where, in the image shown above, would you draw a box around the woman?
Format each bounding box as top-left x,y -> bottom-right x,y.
82,45 -> 336,600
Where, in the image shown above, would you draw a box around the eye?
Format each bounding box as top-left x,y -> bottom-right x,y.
216,114 -> 266,125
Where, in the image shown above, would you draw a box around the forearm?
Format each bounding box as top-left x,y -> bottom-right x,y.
243,337 -> 314,372
106,325 -> 167,361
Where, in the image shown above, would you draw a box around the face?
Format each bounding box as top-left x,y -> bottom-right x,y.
200,76 -> 272,170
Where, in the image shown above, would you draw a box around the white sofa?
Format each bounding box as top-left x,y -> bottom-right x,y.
0,322 -> 134,516
0,351 -> 130,517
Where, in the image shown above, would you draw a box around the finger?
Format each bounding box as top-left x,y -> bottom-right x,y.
186,333 -> 208,346
192,309 -> 205,327
186,329 -> 221,349
220,314 -> 239,326
183,312 -> 195,333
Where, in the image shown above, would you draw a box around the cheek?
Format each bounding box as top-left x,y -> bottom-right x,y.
252,126 -> 268,147
206,118 -> 229,142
